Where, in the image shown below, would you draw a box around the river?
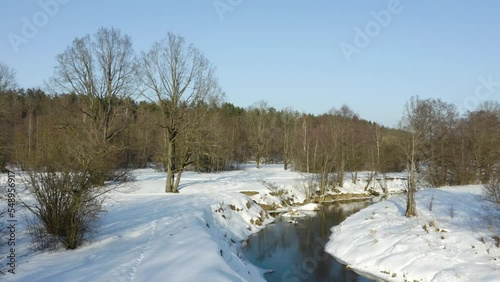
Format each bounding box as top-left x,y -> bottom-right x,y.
243,201 -> 374,282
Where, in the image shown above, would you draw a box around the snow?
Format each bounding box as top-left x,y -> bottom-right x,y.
332,172 -> 408,195
281,211 -> 307,218
3,167 -> 281,281
296,203 -> 321,211
0,164 -> 411,281
326,186 -> 500,282
280,203 -> 321,217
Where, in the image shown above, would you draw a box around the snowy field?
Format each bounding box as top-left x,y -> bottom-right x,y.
3,165 -> 293,281
326,186 -> 500,282
2,164 -> 454,281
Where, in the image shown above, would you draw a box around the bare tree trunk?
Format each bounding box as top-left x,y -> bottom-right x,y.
406,134 -> 418,217
166,167 -> 174,193
165,133 -> 175,193
283,129 -> 289,170
281,109 -> 297,171
381,172 -> 389,194
28,110 -> 33,156
406,191 -> 417,216
173,170 -> 183,192
313,139 -> 318,173
338,156 -> 345,187
406,166 -> 417,217
301,116 -> 310,173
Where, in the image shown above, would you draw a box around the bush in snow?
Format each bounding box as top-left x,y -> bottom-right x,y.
481,171 -> 500,244
25,215 -> 60,251
484,172 -> 500,204
22,170 -> 109,250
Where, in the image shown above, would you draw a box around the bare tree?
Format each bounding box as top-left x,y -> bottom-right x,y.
417,99 -> 458,186
0,63 -> 17,91
51,27 -> 136,143
297,113 -> 312,173
399,97 -> 424,217
137,32 -> 223,193
366,124 -> 385,192
245,101 -> 272,169
330,105 -> 357,187
466,110 -> 500,183
314,122 -> 336,195
400,130 -> 419,217
50,27 -> 136,184
281,107 -> 298,170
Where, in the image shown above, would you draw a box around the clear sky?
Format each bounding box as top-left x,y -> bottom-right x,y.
1,0 -> 499,127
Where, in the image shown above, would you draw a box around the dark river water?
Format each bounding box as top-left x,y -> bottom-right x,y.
243,201 -> 374,282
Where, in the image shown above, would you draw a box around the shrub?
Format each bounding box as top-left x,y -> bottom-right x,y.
484,173 -> 500,204
482,171 -> 500,246
25,215 -> 60,251
23,170 -> 108,249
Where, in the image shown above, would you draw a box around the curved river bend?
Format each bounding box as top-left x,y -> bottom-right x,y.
243,201 -> 374,282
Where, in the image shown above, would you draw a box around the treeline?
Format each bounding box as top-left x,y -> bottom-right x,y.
0,88 -> 392,173
2,87 -> 500,188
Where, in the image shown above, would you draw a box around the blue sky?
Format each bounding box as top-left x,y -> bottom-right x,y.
1,0 -> 499,127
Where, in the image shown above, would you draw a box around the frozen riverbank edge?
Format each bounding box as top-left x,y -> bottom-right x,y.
326,186 -> 500,282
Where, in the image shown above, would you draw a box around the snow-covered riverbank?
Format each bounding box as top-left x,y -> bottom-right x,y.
326,186 -> 500,282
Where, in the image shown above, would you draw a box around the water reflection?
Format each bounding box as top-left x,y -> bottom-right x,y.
244,202 -> 374,282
